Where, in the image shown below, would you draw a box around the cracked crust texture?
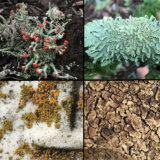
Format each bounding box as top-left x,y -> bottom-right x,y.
84,81 -> 160,160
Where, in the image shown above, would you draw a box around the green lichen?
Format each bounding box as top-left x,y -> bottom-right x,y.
85,15 -> 160,66
0,3 -> 76,79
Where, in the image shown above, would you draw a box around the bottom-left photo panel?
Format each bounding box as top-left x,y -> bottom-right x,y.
0,81 -> 83,160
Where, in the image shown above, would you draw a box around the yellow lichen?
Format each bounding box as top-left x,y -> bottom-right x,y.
32,143 -> 37,150
18,82 -> 62,129
0,81 -> 7,98
14,142 -> 32,157
77,91 -> 83,109
67,135 -> 71,138
6,151 -> 9,154
12,141 -> 84,160
61,97 -> 74,122
0,81 -> 7,88
2,120 -> 13,131
55,123 -> 60,129
60,81 -> 66,84
0,92 -> 6,98
70,151 -> 75,156
9,156 -> 13,160
18,83 -> 35,108
0,149 -> 3,153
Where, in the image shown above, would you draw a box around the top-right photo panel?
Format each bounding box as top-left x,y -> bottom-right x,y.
84,0 -> 160,80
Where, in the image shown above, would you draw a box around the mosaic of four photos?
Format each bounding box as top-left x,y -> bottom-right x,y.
1,0 -> 160,160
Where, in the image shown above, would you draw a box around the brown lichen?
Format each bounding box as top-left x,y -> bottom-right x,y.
84,81 -> 160,160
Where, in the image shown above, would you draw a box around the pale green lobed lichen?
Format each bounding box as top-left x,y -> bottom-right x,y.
85,15 -> 160,66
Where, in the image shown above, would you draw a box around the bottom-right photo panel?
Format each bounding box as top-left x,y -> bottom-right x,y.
84,81 -> 160,160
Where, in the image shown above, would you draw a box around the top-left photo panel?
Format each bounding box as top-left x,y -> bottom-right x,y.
0,0 -> 83,80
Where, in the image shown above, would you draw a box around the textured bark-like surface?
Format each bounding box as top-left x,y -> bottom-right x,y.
84,81 -> 160,160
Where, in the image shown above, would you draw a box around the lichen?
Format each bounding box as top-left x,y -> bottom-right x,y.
0,3 -> 76,79
0,149 -> 3,153
2,120 -> 13,131
13,142 -> 83,160
0,81 -> 7,98
14,142 -> 32,157
9,156 -> 13,160
77,91 -> 83,109
85,15 -> 160,66
61,96 -> 74,122
18,81 -> 62,129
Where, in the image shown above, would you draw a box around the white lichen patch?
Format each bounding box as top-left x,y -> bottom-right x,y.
0,81 -> 83,159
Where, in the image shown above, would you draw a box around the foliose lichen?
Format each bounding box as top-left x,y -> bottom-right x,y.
0,3 -> 76,79
85,15 -> 160,66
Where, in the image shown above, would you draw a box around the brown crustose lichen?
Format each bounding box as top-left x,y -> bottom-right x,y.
84,81 -> 160,160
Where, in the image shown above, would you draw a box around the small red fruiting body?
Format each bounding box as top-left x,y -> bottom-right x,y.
59,12 -> 62,15
21,30 -> 24,35
53,38 -> 57,41
16,8 -> 20,12
44,76 -> 47,79
45,21 -> 48,24
57,46 -> 61,49
56,28 -> 59,31
33,63 -> 38,67
36,68 -> 41,74
10,10 -> 13,15
25,33 -> 29,37
23,52 -> 27,58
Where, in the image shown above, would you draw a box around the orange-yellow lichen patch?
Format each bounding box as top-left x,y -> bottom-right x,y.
60,81 -> 66,84
18,83 -> 35,108
0,81 -> 7,98
18,82 -> 62,129
0,120 -> 13,141
0,92 -> 6,98
78,152 -> 83,159
0,81 -> 7,88
67,135 -> 71,138
70,151 -> 75,156
9,156 -> 13,160
61,97 -> 74,122
0,130 -> 2,141
21,112 -> 37,129
30,150 -> 41,159
14,142 -> 32,157
77,91 -> 83,109
13,141 -> 83,160
2,120 -> 13,131
0,149 -> 3,153
6,151 -> 9,154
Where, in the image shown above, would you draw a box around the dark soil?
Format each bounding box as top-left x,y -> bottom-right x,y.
0,0 -> 83,80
